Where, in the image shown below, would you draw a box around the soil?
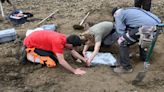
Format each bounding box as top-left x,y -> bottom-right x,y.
0,0 -> 164,92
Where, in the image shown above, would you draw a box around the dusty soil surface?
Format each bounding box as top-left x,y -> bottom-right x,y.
0,0 -> 164,92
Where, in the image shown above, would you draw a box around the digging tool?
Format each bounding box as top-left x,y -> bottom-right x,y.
0,1 -> 5,18
73,11 -> 90,30
132,24 -> 164,85
26,10 -> 59,36
36,9 -> 59,27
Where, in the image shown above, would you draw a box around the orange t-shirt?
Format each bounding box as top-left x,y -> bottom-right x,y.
24,30 -> 66,54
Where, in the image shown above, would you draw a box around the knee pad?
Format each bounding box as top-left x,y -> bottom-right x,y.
26,48 -> 56,68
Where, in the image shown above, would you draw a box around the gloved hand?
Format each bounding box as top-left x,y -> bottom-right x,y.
117,36 -> 125,45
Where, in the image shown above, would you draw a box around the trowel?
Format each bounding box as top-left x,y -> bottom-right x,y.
132,24 -> 164,85
73,11 -> 90,30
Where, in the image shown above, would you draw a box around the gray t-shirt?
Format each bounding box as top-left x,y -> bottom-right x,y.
88,21 -> 113,42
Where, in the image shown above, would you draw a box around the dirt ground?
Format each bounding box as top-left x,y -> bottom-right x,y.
0,0 -> 164,92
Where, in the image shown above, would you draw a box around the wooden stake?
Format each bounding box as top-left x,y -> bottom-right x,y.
79,11 -> 90,25
36,9 -> 59,27
0,1 -> 5,18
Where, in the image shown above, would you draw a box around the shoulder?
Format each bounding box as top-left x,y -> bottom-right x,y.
114,9 -> 124,17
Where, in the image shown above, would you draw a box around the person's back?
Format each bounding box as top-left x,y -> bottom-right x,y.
24,30 -> 66,54
119,8 -> 161,27
88,21 -> 113,42
112,7 -> 161,73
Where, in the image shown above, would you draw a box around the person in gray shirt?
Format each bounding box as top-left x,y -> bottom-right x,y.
74,21 -> 114,66
83,21 -> 114,66
112,7 -> 161,73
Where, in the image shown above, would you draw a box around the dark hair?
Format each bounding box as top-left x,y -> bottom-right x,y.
67,35 -> 81,47
112,7 -> 119,16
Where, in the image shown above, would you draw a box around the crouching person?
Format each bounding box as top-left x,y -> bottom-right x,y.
78,21 -> 115,66
112,7 -> 161,73
21,30 -> 86,75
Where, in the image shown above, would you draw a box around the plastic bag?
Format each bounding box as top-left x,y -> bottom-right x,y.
86,51 -> 117,66
40,24 -> 57,31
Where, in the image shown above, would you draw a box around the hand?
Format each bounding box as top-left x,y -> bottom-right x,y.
73,68 -> 86,75
86,58 -> 92,67
82,57 -> 88,63
82,51 -> 87,58
86,60 -> 91,67
117,36 -> 125,45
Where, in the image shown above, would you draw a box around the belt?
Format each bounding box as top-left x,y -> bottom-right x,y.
125,33 -> 136,42
127,26 -> 140,29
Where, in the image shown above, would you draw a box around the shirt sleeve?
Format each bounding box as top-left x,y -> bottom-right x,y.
95,35 -> 102,42
114,11 -> 126,36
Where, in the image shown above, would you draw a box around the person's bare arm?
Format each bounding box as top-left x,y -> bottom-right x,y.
56,53 -> 86,75
82,44 -> 90,58
71,49 -> 87,63
87,41 -> 101,66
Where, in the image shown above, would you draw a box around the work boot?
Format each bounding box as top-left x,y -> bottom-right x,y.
20,46 -> 27,64
113,66 -> 133,73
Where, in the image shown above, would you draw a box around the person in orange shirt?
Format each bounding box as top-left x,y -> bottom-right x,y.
22,30 -> 86,75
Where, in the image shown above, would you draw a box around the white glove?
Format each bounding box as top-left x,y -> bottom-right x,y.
117,36 -> 125,45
